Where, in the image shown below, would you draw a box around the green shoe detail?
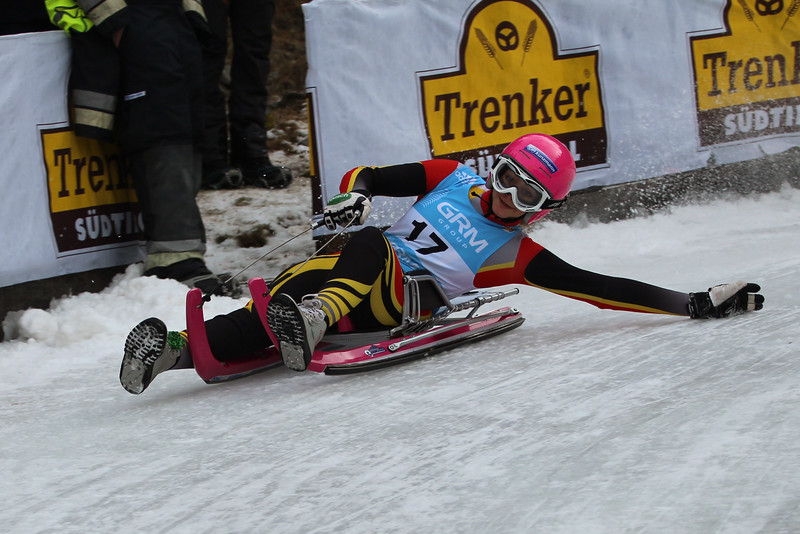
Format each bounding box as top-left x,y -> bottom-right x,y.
167,331 -> 187,351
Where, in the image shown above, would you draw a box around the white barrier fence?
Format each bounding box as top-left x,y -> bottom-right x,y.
1,31 -> 143,289
2,0 -> 799,287
303,0 -> 800,228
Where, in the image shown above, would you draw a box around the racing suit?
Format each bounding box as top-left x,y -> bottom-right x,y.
201,160 -> 691,362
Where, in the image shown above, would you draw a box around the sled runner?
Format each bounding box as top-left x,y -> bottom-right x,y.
187,273 -> 525,382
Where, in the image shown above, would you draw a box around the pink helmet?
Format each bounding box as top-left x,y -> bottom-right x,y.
489,133 -> 576,223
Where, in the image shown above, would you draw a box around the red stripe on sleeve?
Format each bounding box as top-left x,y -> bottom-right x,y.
474,237 -> 544,287
339,166 -> 366,193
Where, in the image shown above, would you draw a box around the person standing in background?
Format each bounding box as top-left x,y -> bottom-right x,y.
46,0 -> 239,296
200,0 -> 293,190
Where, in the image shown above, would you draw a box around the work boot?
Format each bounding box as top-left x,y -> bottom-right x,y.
231,123 -> 292,189
241,157 -> 293,189
144,258 -> 241,297
267,294 -> 327,371
120,318 -> 186,394
202,161 -> 244,190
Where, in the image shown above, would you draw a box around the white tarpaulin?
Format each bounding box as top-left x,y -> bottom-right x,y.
0,31 -> 143,288
2,2 -> 798,287
303,0 -> 800,228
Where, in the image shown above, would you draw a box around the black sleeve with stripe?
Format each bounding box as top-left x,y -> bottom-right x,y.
350,163 -> 429,198
524,249 -> 691,316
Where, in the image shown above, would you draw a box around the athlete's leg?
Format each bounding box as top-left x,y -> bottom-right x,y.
156,227 -> 404,371
267,227 -> 405,370
271,226 -> 404,328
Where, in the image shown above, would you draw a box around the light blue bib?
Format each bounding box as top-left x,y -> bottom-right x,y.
385,166 -> 518,297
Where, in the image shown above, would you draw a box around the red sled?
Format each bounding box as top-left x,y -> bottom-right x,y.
186,282 -> 282,384
187,273 -> 525,383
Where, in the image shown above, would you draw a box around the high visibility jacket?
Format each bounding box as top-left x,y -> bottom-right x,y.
45,0 -> 124,140
44,0 -> 129,37
44,0 -> 93,34
44,0 -> 207,142
46,0 -> 205,36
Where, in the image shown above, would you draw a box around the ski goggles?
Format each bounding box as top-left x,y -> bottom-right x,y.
490,155 -> 555,212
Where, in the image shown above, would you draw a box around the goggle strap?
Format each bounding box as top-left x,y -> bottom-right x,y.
541,195 -> 568,209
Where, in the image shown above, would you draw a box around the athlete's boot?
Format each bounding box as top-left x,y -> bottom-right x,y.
120,318 -> 186,394
266,294 -> 327,371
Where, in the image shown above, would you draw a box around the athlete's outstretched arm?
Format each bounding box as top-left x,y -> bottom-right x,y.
476,239 -> 762,318
521,248 -> 691,315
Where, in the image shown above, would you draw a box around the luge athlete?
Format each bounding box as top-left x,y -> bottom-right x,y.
120,133 -> 764,394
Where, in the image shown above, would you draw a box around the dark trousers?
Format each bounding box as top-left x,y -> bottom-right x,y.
129,145 -> 206,254
116,3 -> 207,254
201,0 -> 276,166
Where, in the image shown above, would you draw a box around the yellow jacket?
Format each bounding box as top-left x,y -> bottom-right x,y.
44,0 -> 208,142
46,0 -> 205,37
44,0 -> 93,33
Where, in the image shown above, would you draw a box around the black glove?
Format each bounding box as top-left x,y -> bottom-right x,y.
689,281 -> 764,318
323,191 -> 372,231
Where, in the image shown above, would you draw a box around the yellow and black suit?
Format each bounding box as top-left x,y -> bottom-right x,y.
204,159 -> 694,362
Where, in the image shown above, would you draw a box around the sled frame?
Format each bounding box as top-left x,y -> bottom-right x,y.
188,272 -> 524,381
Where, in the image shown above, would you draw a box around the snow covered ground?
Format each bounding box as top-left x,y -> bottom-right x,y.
1,181 -> 799,533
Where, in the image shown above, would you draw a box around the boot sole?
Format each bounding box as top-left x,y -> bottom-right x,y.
120,318 -> 167,394
266,295 -> 312,372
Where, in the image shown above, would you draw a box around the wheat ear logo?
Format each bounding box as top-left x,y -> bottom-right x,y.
418,0 -> 607,174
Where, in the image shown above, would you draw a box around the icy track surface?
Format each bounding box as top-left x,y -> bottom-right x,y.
2,188 -> 799,533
